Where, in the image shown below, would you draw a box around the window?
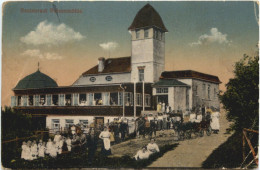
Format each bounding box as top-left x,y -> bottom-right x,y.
22,95 -> 28,106
124,92 -> 133,106
52,95 -> 59,106
203,84 -> 206,98
59,94 -> 65,106
158,31 -> 161,40
214,88 -> 217,98
65,119 -> 74,128
194,85 -> 198,96
73,93 -> 79,106
28,95 -> 34,106
17,96 -> 22,106
145,94 -> 151,107
79,120 -> 88,128
144,29 -> 149,38
136,29 -> 140,39
154,29 -> 158,39
35,95 -> 40,106
46,94 -> 52,106
208,85 -> 211,99
156,88 -> 168,94
52,119 -> 60,131
138,68 -> 144,82
110,92 -> 118,105
79,93 -> 87,105
94,93 -> 102,105
65,94 -> 72,106
40,95 -> 46,106
136,93 -> 142,106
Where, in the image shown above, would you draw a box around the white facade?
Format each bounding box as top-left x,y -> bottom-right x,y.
131,28 -> 165,83
177,78 -> 220,109
73,72 -> 131,86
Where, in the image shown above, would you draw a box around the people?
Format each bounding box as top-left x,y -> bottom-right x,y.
50,141 -> 57,158
46,138 -> 53,155
99,126 -> 111,156
54,131 -> 61,143
147,138 -> 160,155
21,141 -> 27,160
31,140 -> 38,160
87,128 -> 98,165
134,146 -> 150,160
38,140 -> 45,158
211,108 -> 220,134
58,136 -> 64,154
66,136 -> 72,151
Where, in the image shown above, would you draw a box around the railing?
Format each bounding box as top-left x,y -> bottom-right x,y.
241,128 -> 258,168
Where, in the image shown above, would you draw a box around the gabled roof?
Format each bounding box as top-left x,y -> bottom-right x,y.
82,57 -> 131,76
128,3 -> 168,32
160,70 -> 221,84
14,70 -> 58,90
153,79 -> 189,87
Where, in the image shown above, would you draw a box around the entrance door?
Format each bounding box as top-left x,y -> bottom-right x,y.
95,117 -> 104,130
157,95 -> 168,105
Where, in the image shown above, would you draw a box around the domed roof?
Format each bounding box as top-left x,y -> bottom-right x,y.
14,70 -> 58,90
128,3 -> 168,32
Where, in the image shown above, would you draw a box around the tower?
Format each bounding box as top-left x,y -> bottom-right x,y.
129,4 -> 168,83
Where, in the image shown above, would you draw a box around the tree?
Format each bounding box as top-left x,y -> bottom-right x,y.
220,54 -> 259,131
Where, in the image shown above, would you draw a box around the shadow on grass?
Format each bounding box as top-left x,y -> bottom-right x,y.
202,132 -> 258,169
3,143 -> 179,169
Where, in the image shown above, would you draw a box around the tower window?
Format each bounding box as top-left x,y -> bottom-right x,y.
144,29 -> 149,38
138,68 -> 144,82
208,85 -> 211,99
136,30 -> 140,39
158,31 -> 161,40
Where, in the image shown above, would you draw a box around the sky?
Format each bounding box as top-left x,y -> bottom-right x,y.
2,1 -> 259,107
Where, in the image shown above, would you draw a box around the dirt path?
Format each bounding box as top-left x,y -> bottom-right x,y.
149,110 -> 231,168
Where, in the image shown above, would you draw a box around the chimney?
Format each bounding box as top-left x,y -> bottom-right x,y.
98,57 -> 105,72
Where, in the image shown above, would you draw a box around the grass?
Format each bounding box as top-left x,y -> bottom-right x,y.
3,143 -> 179,169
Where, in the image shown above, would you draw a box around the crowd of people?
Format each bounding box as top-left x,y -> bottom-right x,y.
20,105 -> 220,163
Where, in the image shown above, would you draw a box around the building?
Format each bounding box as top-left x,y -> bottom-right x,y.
11,4 -> 220,132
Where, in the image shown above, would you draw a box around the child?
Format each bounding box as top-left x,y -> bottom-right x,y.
31,140 -> 38,160
21,141 -> 27,160
38,140 -> 45,158
46,138 -> 52,155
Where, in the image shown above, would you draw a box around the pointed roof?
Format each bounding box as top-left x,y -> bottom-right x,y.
128,3 -> 168,32
14,70 -> 58,90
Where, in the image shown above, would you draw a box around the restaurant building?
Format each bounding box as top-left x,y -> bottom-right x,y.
11,4 -> 221,132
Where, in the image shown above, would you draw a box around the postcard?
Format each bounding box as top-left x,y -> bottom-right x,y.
2,1 -> 259,169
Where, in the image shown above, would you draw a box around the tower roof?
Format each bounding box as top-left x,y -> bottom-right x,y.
14,70 -> 58,90
128,3 -> 168,32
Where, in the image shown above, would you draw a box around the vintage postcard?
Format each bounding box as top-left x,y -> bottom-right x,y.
2,1 -> 259,169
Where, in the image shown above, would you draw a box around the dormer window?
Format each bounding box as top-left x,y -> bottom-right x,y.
144,29 -> 149,38
136,29 -> 140,39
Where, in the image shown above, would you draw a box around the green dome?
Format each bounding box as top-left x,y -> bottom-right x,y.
14,70 -> 58,90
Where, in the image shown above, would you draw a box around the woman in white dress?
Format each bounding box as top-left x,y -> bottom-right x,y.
58,137 -> 64,154
46,138 -> 53,155
21,141 -> 27,160
66,137 -> 72,151
99,127 -> 111,156
31,140 -> 38,160
147,138 -> 160,155
211,108 -> 220,134
134,146 -> 150,160
38,140 -> 45,158
26,141 -> 33,161
50,141 -> 57,158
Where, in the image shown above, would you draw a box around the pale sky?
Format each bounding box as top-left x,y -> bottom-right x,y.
2,1 -> 259,106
